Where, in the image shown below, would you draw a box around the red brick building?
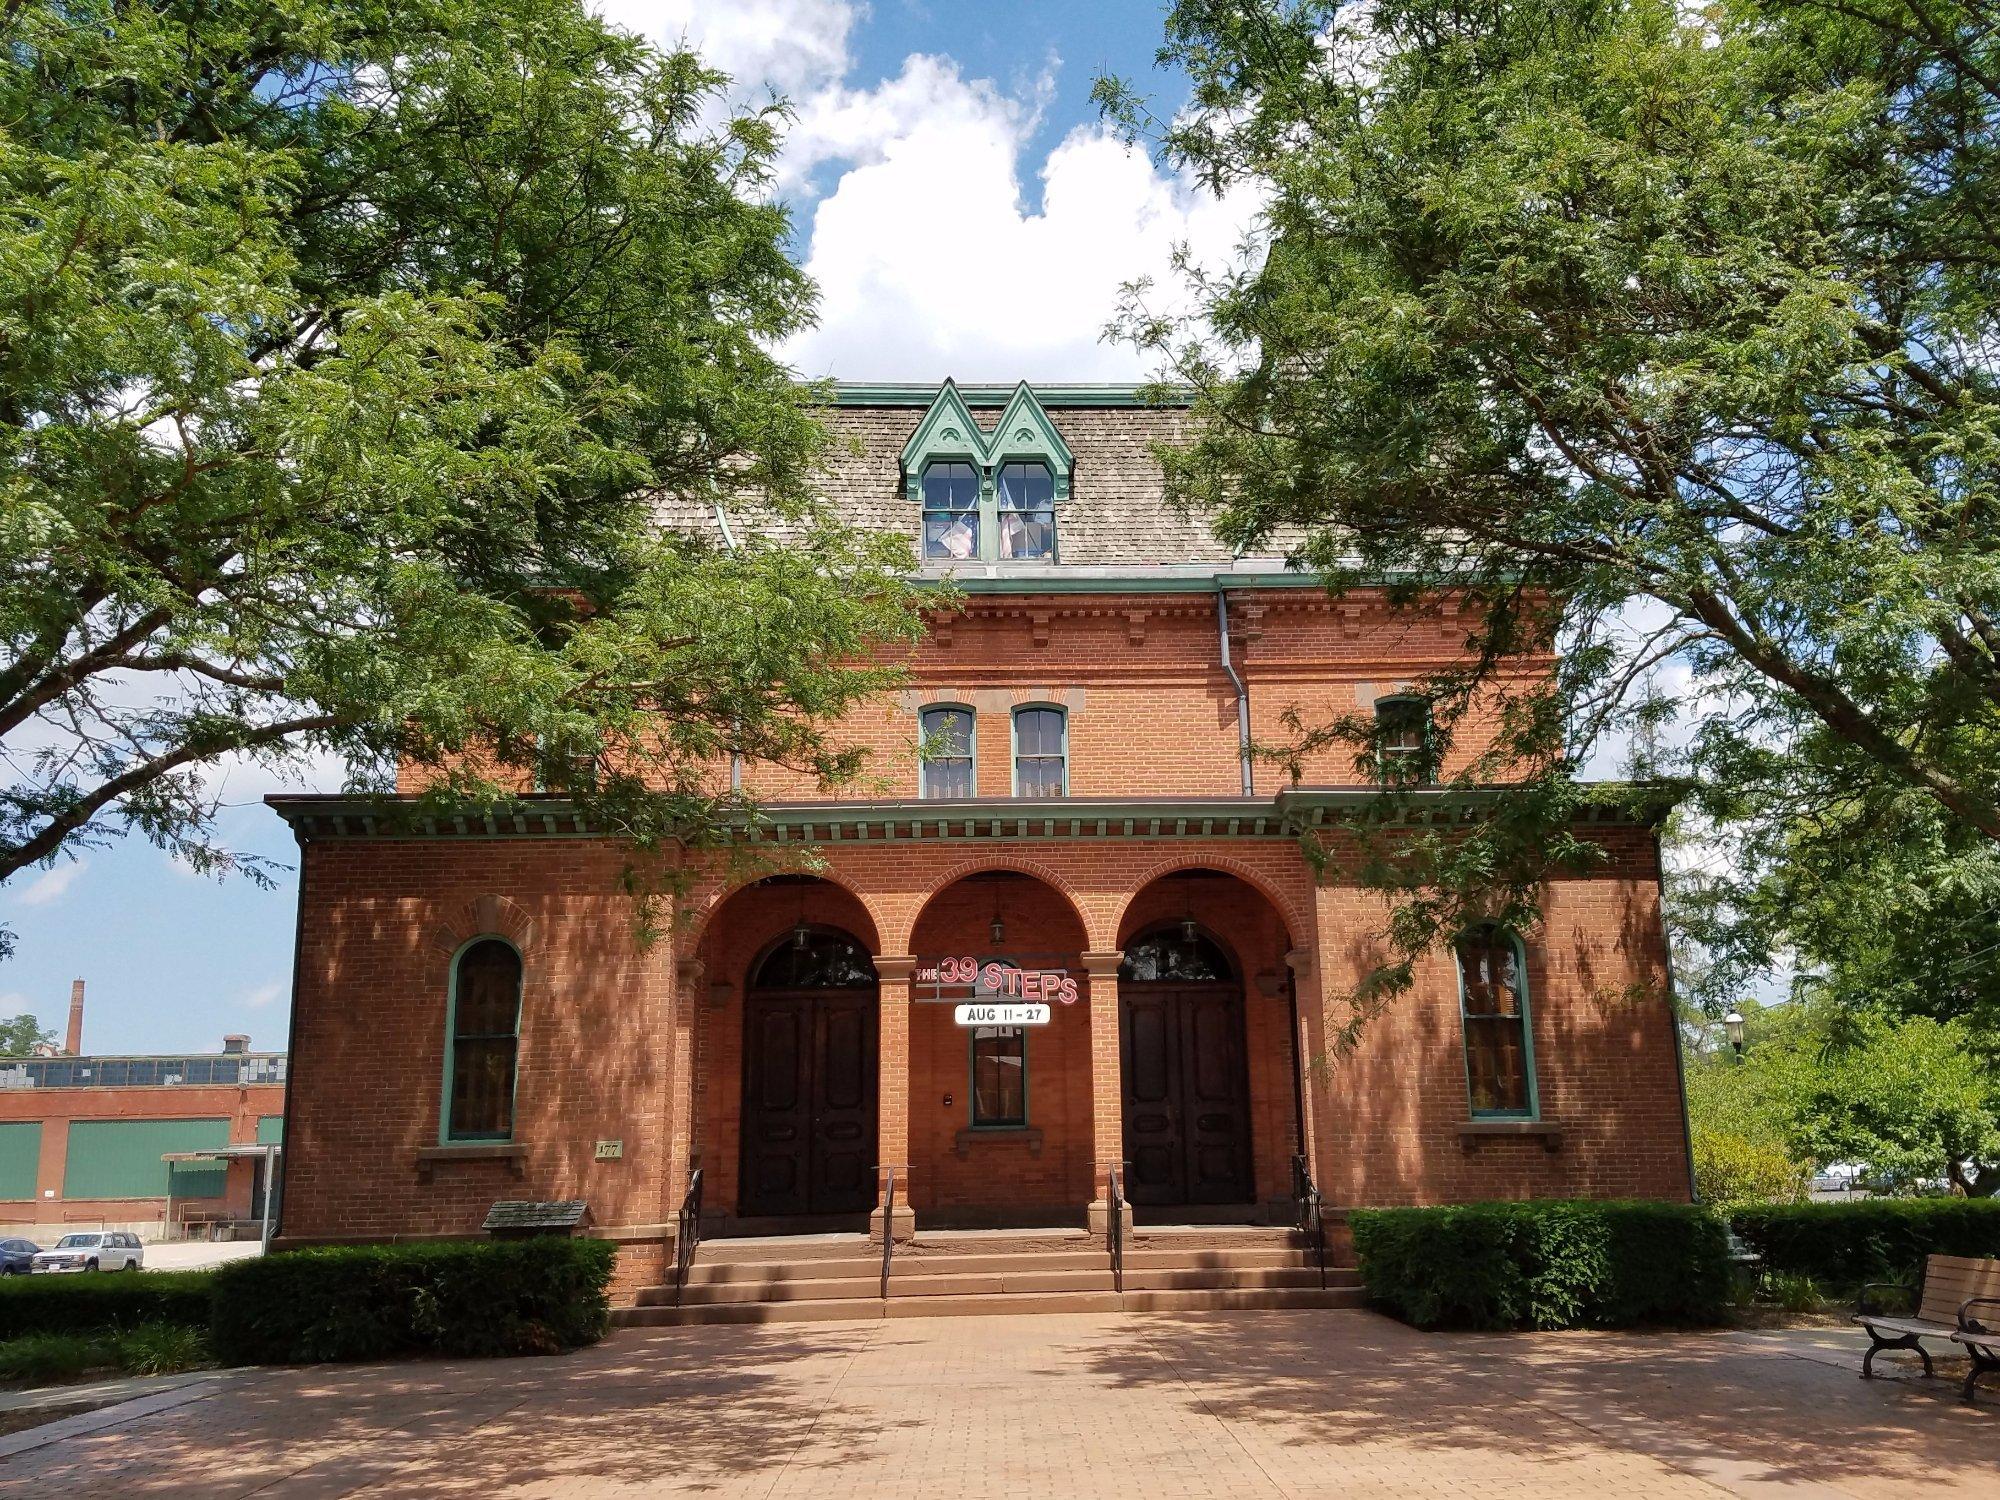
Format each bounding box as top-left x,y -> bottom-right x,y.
270,382 -> 1694,1299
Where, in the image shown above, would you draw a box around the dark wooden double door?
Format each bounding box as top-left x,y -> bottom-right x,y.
1120,984 -> 1255,1207
739,991 -> 878,1218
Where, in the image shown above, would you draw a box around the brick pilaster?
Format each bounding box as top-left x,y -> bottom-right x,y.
873,954 -> 918,1242
1080,949 -> 1131,1238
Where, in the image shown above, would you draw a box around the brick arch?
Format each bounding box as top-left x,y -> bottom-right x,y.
683,869 -> 884,956
426,893 -> 537,961
891,855 -> 1099,955
1112,854 -> 1309,951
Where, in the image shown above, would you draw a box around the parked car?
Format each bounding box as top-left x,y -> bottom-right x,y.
0,1238 -> 40,1274
31,1231 -> 144,1273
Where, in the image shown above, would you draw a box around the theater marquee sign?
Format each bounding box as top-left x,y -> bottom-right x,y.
917,954 -> 1078,1025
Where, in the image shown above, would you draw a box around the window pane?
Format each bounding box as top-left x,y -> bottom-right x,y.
455,941 -> 522,1036
1016,757 -> 1064,797
1376,698 -> 1432,783
1015,708 -> 1062,755
451,1037 -> 517,1138
1457,933 -> 1522,1017
1465,1017 -> 1529,1114
997,463 -> 1056,560
921,707 -> 972,757
971,1026 -> 1026,1126
923,463 -> 981,560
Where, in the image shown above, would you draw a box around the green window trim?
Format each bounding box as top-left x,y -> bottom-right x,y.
919,703 -> 977,799
1011,704 -> 1068,798
967,1025 -> 1029,1129
1374,694 -> 1436,786
440,935 -> 524,1145
1456,924 -> 1539,1121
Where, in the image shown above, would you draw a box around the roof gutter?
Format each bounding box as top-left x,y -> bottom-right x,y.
1216,578 -> 1254,797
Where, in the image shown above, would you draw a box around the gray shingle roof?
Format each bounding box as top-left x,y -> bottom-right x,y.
653,393 -> 1291,572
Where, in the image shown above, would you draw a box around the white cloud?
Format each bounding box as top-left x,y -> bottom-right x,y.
12,860 -> 85,908
243,981 -> 285,1010
783,57 -> 1263,382
591,0 -> 859,99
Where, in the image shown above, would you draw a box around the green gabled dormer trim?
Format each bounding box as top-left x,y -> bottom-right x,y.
986,381 -> 1075,501
898,380 -> 1077,503
898,378 -> 988,502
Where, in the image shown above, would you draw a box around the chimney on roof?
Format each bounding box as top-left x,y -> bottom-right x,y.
65,979 -> 84,1056
222,1034 -> 249,1055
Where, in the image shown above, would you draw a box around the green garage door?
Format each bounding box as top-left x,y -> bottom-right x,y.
0,1122 -> 39,1200
64,1118 -> 228,1199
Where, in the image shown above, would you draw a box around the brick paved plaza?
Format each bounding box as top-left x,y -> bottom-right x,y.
0,1311 -> 1991,1498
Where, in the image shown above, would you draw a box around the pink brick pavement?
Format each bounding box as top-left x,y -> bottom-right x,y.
0,1312 -> 1991,1498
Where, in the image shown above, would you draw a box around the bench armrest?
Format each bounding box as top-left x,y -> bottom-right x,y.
1958,1296 -> 2000,1335
1858,1281 -> 1912,1317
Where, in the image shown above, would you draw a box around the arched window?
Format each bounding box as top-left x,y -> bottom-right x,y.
1375,695 -> 1433,784
920,704 -> 975,799
1457,926 -> 1537,1118
751,927 -> 878,990
997,461 -> 1056,560
921,462 -> 981,560
1013,705 -> 1067,797
1119,926 -> 1235,983
444,939 -> 522,1142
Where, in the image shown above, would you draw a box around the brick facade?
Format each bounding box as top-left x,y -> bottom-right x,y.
273,388 -> 1693,1293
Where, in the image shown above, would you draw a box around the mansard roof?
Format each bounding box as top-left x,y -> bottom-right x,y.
652,382 -> 1299,574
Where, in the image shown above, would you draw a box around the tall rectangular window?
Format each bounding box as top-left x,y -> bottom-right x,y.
921,462 -> 981,560
1375,696 -> 1434,784
970,1026 -> 1027,1127
997,462 -> 1056,559
921,705 -> 975,799
1458,927 -> 1535,1118
1013,706 -> 1066,796
447,939 -> 523,1141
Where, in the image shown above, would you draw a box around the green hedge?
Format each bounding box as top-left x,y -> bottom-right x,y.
1729,1199 -> 2000,1288
0,1271 -> 214,1338
1350,1200 -> 1731,1331
209,1237 -> 615,1364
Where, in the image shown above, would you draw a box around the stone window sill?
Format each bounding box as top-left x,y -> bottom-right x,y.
416,1141 -> 528,1180
953,1126 -> 1043,1159
1457,1120 -> 1562,1154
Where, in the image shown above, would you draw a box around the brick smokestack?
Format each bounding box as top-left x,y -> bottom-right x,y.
65,979 -> 84,1055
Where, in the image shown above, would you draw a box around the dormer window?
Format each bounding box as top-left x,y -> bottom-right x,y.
922,463 -> 980,560
997,462 -> 1056,560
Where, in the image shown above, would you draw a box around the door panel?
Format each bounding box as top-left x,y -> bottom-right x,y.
740,991 -> 878,1218
809,996 -> 877,1214
1119,985 -> 1253,1209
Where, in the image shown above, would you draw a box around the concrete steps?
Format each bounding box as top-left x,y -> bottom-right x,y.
611,1224 -> 1366,1328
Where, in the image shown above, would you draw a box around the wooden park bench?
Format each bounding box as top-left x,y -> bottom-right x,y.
1855,1253 -> 2000,1403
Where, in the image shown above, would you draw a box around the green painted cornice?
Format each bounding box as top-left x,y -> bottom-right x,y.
836,382 -> 1187,408
268,783 -> 1678,843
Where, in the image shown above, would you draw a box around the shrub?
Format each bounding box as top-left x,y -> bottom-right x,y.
115,1321 -> 214,1376
1691,1130 -> 1810,1209
1350,1199 -> 1731,1331
0,1271 -> 214,1339
209,1236 -> 615,1365
1764,1271 -> 1823,1314
1729,1198 -> 2000,1288
0,1331 -> 116,1384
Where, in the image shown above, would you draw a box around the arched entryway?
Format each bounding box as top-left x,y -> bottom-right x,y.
1117,922 -> 1255,1210
738,924 -> 879,1219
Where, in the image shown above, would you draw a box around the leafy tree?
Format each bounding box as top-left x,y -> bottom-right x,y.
0,0 -> 927,951
1687,1002 -> 2000,1196
0,1013 -> 54,1055
1099,0 -> 2000,1005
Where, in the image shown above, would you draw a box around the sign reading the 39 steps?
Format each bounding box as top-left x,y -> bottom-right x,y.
951,1003 -> 1051,1027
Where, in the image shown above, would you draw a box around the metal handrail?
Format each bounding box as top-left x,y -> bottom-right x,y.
879,1167 -> 898,1300
673,1167 -> 704,1307
1107,1165 -> 1125,1295
1291,1152 -> 1326,1291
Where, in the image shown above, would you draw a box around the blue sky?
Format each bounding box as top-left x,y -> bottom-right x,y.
0,0 -> 1229,1054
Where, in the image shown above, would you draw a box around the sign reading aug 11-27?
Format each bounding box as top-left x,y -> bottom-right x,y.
920,955 -> 1076,1026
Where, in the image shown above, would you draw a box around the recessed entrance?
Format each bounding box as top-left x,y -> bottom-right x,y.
1118,926 -> 1254,1209
738,926 -> 879,1219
